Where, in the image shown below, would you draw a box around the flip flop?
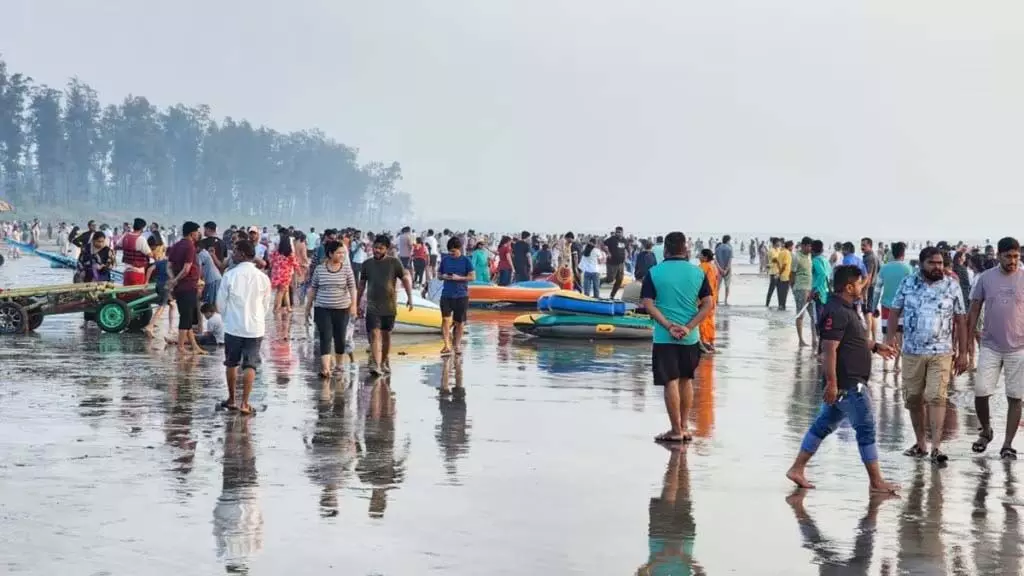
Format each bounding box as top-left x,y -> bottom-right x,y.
217,400 -> 238,411
1001,447 -> 1018,460
654,432 -> 692,443
973,429 -> 994,453
238,405 -> 257,417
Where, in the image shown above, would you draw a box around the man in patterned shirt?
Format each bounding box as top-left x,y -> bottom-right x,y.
886,246 -> 969,464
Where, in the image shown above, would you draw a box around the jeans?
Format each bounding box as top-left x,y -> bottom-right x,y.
800,384 -> 878,464
583,272 -> 601,299
777,281 -> 789,310
766,275 -> 778,307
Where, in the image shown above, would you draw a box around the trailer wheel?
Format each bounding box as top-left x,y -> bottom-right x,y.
28,312 -> 43,331
0,301 -> 28,335
96,300 -> 132,333
127,308 -> 153,333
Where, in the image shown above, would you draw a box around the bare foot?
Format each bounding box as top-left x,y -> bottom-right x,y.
193,347 -> 208,356
786,467 -> 815,489
799,341 -> 808,348
870,481 -> 900,494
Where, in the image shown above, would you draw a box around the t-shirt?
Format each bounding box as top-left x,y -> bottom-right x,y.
777,250 -> 793,282
512,240 -> 532,272
818,296 -> 871,389
310,262 -> 357,309
792,252 -> 812,290
653,244 -> 665,264
878,261 -> 913,308
197,248 -> 223,284
439,255 -> 474,298
199,236 -> 227,261
425,236 -> 438,258
498,245 -> 513,271
205,312 -> 225,344
841,253 -> 867,276
167,239 -> 199,295
640,258 -> 712,346
714,243 -> 733,273
398,233 -> 413,258
604,236 -> 627,265
891,274 -> 965,356
862,251 -> 879,279
970,267 -> 1024,353
767,247 -> 780,275
360,256 -> 406,316
811,255 -> 831,304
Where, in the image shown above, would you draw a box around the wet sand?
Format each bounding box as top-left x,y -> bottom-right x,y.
0,255 -> 1021,575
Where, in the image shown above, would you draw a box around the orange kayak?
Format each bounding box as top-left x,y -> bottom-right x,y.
468,281 -> 559,307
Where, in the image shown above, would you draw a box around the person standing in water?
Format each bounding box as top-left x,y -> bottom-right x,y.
216,239 -> 272,416
358,235 -> 415,376
786,265 -> 899,493
697,249 -> 719,353
437,236 -> 475,356
714,234 -> 733,305
876,241 -> 912,373
967,237 -> 1024,459
642,232 -> 713,443
792,237 -> 814,347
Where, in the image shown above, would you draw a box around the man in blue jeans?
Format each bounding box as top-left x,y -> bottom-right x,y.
786,265 -> 899,494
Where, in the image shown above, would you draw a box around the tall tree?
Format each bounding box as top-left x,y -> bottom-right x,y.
63,78 -> 102,204
29,86 -> 64,204
0,58 -> 30,203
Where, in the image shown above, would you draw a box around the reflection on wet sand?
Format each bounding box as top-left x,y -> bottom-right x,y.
693,359 -> 714,439
897,464 -> 946,574
355,376 -> 409,518
164,359 -> 199,490
637,445 -> 705,576
213,415 -> 262,574
304,375 -> 357,518
970,460 -> 1023,575
436,356 -> 470,480
786,489 -> 890,575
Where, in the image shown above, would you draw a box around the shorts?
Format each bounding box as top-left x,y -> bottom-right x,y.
718,271 -> 731,289
400,256 -> 411,270
975,346 -> 1024,399
652,343 -> 702,386
224,333 -> 263,371
606,262 -> 625,285
792,289 -> 809,314
901,354 -> 952,408
861,286 -> 876,315
174,290 -> 199,330
156,285 -> 171,306
440,296 -> 469,323
430,255 -> 438,268
202,280 -> 220,306
879,306 -> 903,334
365,313 -> 396,332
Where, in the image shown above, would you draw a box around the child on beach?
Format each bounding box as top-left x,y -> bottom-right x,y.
144,244 -> 171,337
197,303 -> 224,348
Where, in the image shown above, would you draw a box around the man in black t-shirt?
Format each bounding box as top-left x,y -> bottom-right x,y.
785,265 -> 898,494
603,226 -> 628,299
512,231 -> 532,283
564,231 -> 582,291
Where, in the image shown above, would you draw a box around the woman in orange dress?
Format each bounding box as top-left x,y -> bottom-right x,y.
698,249 -> 719,352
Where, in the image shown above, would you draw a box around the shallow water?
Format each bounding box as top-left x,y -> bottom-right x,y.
0,253 -> 1021,575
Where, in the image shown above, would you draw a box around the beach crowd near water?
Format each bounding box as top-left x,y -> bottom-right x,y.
2,216 -> 1023,573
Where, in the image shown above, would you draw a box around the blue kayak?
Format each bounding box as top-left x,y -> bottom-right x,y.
537,290 -> 628,316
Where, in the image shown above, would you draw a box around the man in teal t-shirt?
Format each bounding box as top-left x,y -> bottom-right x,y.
876,241 -> 913,373
641,231 -> 713,444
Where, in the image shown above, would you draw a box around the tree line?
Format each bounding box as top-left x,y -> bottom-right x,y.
0,55 -> 409,225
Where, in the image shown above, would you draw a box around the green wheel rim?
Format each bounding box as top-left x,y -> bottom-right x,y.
99,304 -> 126,329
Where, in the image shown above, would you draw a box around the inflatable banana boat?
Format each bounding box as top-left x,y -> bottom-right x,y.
393,291 -> 443,334
468,280 -> 559,308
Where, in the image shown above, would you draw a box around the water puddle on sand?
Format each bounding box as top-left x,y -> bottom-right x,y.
0,255 -> 1021,574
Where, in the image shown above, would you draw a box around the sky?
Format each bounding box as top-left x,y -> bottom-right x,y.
2,0 -> 1024,237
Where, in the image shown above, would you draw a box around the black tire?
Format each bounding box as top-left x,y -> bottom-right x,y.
127,308 -> 153,333
0,301 -> 28,335
28,312 -> 43,331
0,252 -> 5,267
96,300 -> 132,333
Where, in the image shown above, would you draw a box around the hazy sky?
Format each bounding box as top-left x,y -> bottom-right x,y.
3,0 -> 1023,236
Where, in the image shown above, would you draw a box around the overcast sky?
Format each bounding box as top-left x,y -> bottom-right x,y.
3,0 -> 1023,237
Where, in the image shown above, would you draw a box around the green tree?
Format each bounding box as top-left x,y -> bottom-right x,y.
29,85 -> 65,204
0,58 -> 30,203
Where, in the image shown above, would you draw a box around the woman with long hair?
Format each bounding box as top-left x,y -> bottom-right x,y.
305,240 -> 357,377
698,249 -> 719,352
270,231 -> 298,315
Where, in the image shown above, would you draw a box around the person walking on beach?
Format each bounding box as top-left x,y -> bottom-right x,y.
358,234 -> 414,375
306,240 -> 358,377
792,237 -> 814,347
765,238 -> 781,306
438,236 -> 475,356
642,232 -> 713,443
604,226 -> 628,299
876,242 -> 912,373
168,221 -> 206,355
967,237 -> 1024,459
887,246 -> 968,464
217,239 -> 272,416
786,265 -> 899,493
715,234 -> 733,305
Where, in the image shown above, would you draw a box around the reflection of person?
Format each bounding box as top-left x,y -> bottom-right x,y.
306,379 -> 356,518
636,445 -> 705,576
970,460 -> 1022,575
785,489 -> 890,575
213,416 -> 262,573
356,377 -> 408,518
437,356 -> 470,478
896,465 -> 945,575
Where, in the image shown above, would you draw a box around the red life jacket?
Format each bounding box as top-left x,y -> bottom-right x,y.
121,232 -> 149,270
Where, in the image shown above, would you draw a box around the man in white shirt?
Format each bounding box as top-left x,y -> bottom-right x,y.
216,239 -> 272,416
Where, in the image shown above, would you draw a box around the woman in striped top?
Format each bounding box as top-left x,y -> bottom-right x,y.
305,240 -> 357,377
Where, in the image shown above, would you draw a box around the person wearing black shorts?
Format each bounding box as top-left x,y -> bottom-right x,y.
358,234 -> 414,375
167,221 -> 205,355
217,239 -> 271,416
641,231 -> 714,444
603,226 -> 628,299
437,236 -> 475,355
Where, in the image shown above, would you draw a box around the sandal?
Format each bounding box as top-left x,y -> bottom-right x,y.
238,405 -> 257,417
903,445 -> 927,458
1001,446 -> 1018,460
655,432 -> 693,444
972,429 -> 994,453
217,400 -> 238,412
931,449 -> 949,464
